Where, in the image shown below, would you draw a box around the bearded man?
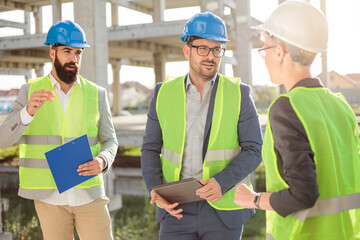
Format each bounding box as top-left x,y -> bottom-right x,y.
0,20 -> 118,240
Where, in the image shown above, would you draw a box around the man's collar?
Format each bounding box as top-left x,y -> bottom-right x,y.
185,73 -> 217,90
48,72 -> 80,89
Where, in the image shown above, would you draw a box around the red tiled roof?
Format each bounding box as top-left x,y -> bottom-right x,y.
345,73 -> 360,81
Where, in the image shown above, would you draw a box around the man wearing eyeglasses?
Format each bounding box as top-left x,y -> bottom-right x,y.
234,1 -> 360,239
141,12 -> 262,239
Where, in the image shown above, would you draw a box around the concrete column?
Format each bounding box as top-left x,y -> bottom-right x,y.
23,11 -> 30,35
74,0 -> 109,90
234,0 -> 252,85
24,70 -> 32,82
200,0 -> 224,17
111,3 -> 118,26
33,7 -> 43,34
153,52 -> 165,83
35,64 -> 44,78
276,0 -> 287,93
199,0 -> 226,74
153,0 -> 165,22
320,0 -> 328,87
111,61 -> 122,116
219,61 -> 226,75
51,0 -> 62,23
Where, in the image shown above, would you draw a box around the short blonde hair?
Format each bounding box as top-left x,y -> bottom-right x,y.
263,32 -> 316,66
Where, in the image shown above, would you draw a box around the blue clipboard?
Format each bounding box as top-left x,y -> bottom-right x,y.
45,134 -> 96,194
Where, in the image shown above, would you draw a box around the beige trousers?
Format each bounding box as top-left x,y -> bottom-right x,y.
34,197 -> 113,240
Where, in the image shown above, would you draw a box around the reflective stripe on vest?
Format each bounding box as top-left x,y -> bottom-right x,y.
163,148 -> 241,164
20,158 -> 49,168
291,192 -> 360,222
19,75 -> 102,190
20,135 -> 98,146
157,74 -> 252,210
263,87 -> 360,239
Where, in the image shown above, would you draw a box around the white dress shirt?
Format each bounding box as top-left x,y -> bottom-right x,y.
20,73 -> 95,206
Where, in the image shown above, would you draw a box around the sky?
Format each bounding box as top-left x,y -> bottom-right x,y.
0,0 -> 359,90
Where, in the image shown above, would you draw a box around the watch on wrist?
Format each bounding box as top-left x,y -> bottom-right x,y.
253,192 -> 263,209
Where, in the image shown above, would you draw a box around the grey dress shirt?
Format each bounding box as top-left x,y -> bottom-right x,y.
181,74 -> 216,180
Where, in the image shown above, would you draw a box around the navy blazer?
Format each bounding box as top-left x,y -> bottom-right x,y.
141,75 -> 263,229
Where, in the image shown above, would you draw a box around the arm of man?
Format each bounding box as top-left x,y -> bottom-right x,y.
141,83 -> 164,193
141,83 -> 184,219
77,88 -> 118,176
0,84 -> 54,147
213,83 -> 263,194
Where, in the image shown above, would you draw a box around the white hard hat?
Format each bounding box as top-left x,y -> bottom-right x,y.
253,0 -> 328,53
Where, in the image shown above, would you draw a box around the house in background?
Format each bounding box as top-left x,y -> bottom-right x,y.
326,71 -> 360,107
345,73 -> 360,87
328,71 -> 358,88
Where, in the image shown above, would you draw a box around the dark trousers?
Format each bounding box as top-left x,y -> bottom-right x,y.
159,201 -> 243,240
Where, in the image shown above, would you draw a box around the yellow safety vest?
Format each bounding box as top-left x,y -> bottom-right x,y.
263,87 -> 360,240
156,74 -> 252,210
19,75 -> 103,190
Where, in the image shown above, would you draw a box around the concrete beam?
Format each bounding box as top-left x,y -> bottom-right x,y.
0,0 -> 38,12
109,40 -> 183,56
0,33 -> 46,50
0,61 -> 43,69
109,57 -> 153,68
0,68 -> 30,75
0,20 -> 27,29
108,0 -> 152,15
8,49 -> 49,59
108,20 -> 186,41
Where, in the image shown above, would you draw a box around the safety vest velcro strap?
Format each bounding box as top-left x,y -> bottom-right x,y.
266,233 -> 275,240
20,135 -> 62,145
205,148 -> 241,162
229,175 -> 251,191
64,136 -> 98,146
19,158 -> 49,169
163,148 -> 181,165
291,192 -> 360,222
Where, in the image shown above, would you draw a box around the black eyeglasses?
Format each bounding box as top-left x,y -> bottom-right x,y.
258,46 -> 276,58
187,44 -> 225,58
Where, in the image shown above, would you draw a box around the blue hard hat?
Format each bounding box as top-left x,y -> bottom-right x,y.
44,20 -> 90,48
180,12 -> 229,43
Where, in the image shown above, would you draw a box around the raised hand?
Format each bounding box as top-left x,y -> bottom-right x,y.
26,89 -> 55,116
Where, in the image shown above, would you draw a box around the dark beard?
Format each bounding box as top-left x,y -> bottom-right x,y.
54,53 -> 79,84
